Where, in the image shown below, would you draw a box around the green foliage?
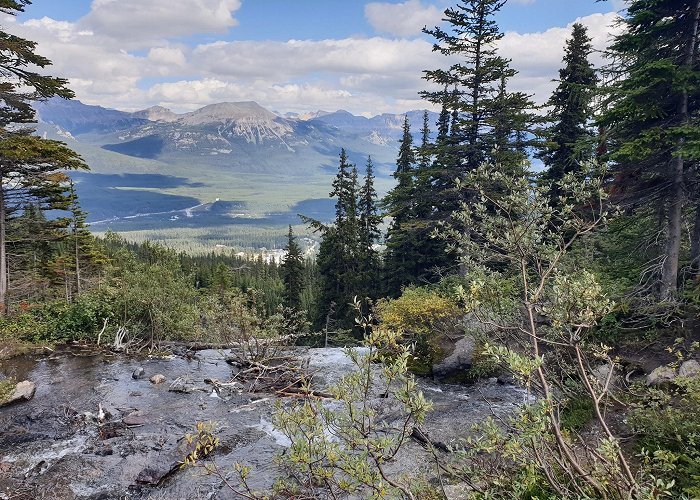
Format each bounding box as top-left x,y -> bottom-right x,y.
0,377 -> 16,404
560,395 -> 595,432
376,286 -> 462,374
304,149 -> 380,332
180,421 -> 220,468
281,225 -> 304,310
108,245 -> 200,343
272,302 -> 432,499
538,22 -> 598,202
629,377 -> 700,497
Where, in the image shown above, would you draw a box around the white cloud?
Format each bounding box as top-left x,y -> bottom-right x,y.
80,0 -> 241,47
365,0 -> 443,37
148,46 -> 188,71
5,3 -> 622,116
510,0 -> 536,5
499,13 -> 620,102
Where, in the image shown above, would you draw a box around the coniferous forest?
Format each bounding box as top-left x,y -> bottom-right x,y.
2,0 -> 700,498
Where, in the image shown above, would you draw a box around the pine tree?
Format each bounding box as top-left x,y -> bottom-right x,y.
539,23 -> 598,203
358,156 -> 381,300
281,225 -> 304,310
422,0 -> 514,173
383,118 -> 416,295
303,149 -> 362,330
0,0 -> 87,311
599,0 -> 700,299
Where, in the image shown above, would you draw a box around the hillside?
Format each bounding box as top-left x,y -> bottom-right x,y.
34,98 -> 437,248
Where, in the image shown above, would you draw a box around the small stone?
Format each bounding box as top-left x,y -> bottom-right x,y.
646,365 -> 677,387
123,411 -> 147,426
679,360 -> 700,378
149,374 -> 166,385
132,367 -> 145,380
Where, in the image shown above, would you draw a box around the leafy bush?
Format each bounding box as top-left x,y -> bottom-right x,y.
629,377 -> 700,498
376,286 -> 462,374
272,303 -> 432,499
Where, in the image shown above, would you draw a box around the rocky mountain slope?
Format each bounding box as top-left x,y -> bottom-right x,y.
32,98 -> 437,242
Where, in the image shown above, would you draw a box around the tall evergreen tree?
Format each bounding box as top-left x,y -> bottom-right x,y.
384,117 -> 418,295
358,156 -> 381,300
0,0 -> 86,312
599,0 -> 700,299
281,225 -> 304,310
419,0 -> 537,278
303,149 -> 363,330
422,0 -> 514,172
539,23 -> 598,202
64,179 -> 104,297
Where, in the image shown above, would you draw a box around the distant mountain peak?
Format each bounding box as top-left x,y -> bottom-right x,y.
133,105 -> 179,123
181,101 -> 278,126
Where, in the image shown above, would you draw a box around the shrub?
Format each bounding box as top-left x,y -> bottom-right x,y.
376,286 -> 462,374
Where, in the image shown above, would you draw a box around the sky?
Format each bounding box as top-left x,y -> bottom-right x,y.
4,0 -> 628,116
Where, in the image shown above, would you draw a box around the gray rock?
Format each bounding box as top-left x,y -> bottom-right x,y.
123,411 -> 147,426
444,483 -> 471,499
432,334 -> 475,378
646,366 -> 677,387
0,380 -> 36,407
132,367 -> 145,380
679,360 -> 700,378
149,374 -> 166,385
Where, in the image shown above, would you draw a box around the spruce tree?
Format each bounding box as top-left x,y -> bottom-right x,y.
358,156 -> 381,300
539,23 -> 598,203
0,0 -> 87,311
303,149 -> 362,330
419,0 -> 537,278
383,117 -> 418,295
281,225 -> 304,310
422,0 -> 514,173
599,0 -> 700,299
64,179 -> 104,297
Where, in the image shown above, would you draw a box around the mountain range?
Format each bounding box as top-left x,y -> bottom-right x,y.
33,98 -> 438,248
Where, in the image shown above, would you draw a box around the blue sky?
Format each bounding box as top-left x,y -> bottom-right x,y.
9,0 -> 624,115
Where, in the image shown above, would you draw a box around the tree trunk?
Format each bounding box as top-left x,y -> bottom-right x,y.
660,0 -> 700,299
691,197 -> 700,276
661,158 -> 684,300
0,184 -> 6,314
74,226 -> 81,296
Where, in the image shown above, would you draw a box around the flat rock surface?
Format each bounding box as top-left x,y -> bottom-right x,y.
0,346 -> 525,499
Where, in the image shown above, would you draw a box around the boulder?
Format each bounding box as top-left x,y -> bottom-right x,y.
432,334 -> 475,379
646,366 -> 677,387
149,374 -> 166,385
679,360 -> 700,378
132,367 -> 145,380
0,380 -> 36,407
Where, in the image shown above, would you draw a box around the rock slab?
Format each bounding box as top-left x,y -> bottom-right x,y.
679,360 -> 700,378
646,366 -> 677,387
0,380 -> 36,407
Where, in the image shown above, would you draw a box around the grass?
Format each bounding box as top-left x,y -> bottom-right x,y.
0,378 -> 16,404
